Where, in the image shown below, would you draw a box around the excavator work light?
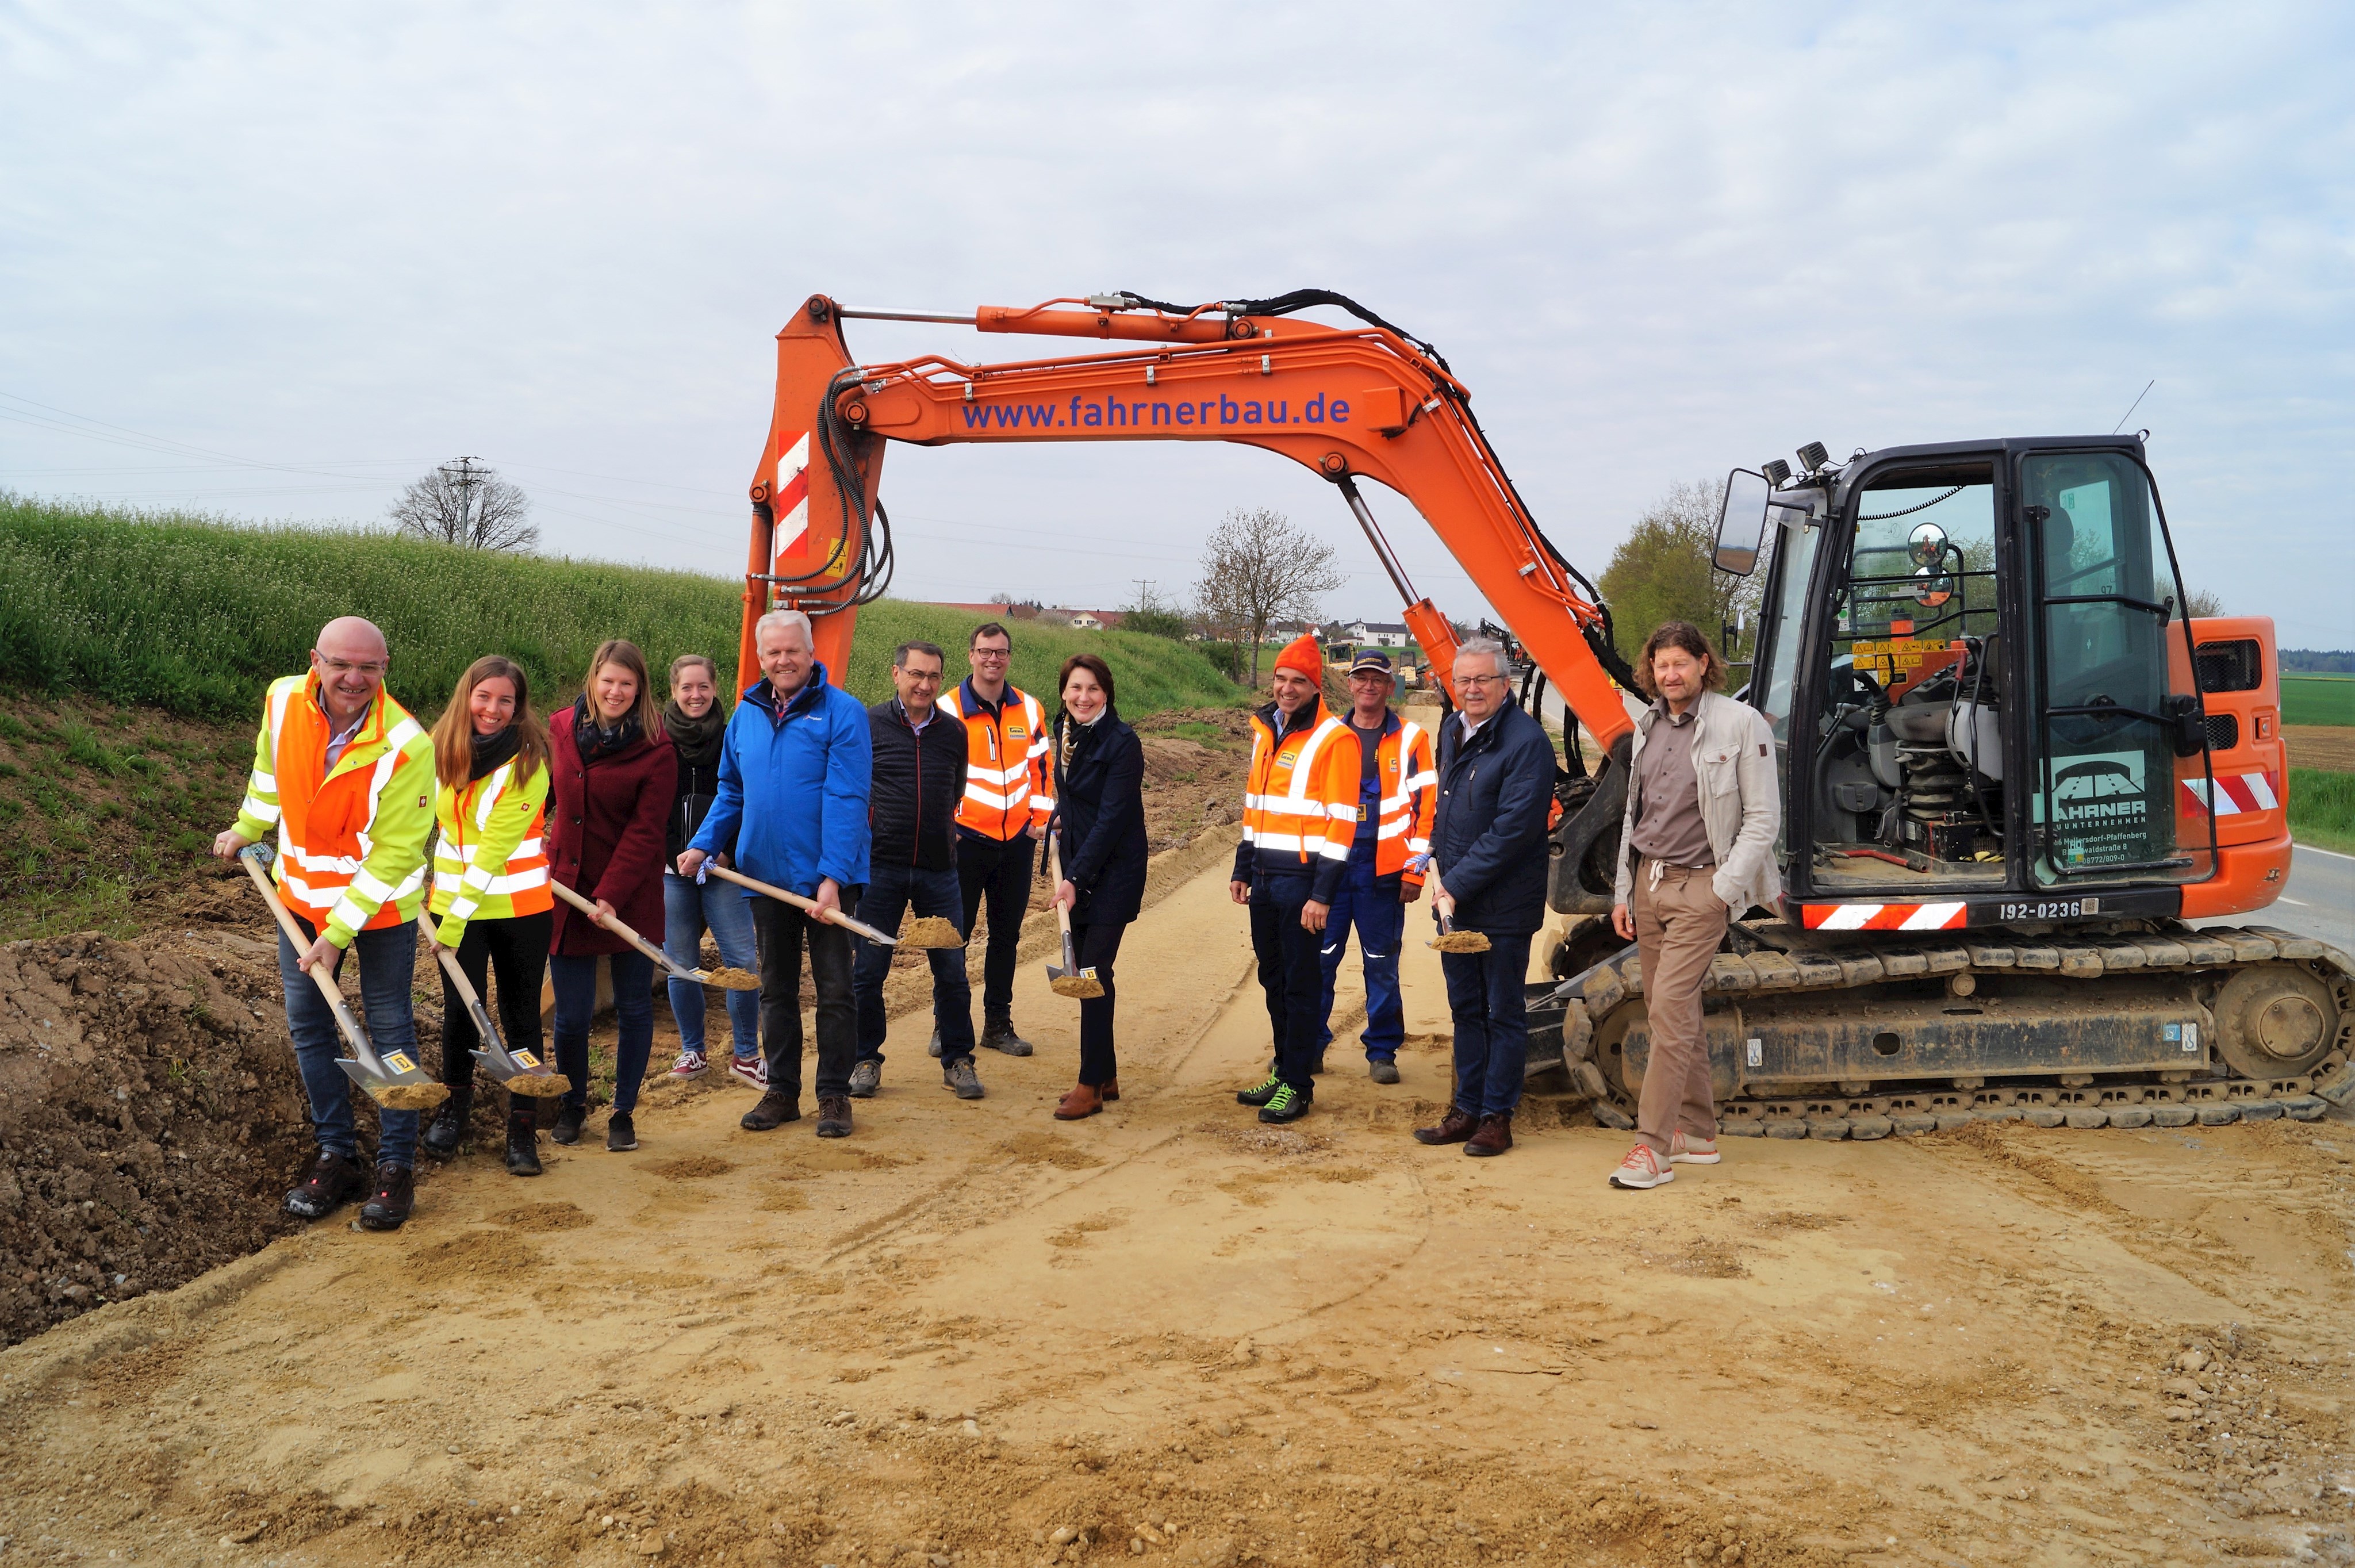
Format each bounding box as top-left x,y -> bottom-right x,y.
1796,441 -> 1831,474
1762,459 -> 1792,488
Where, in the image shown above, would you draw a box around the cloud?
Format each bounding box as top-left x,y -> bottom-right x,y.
1,0 -> 2347,645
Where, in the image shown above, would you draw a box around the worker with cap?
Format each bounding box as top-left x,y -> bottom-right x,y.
1314,649 -> 1437,1083
1230,634 -> 1360,1124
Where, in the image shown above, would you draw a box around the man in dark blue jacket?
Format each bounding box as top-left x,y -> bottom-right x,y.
1415,638 -> 1556,1157
681,609 -> 872,1139
850,641 -> 978,1101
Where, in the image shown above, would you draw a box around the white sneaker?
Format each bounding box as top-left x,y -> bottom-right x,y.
1608,1143 -> 1674,1190
668,1049 -> 708,1079
1670,1130 -> 1720,1165
727,1055 -> 767,1090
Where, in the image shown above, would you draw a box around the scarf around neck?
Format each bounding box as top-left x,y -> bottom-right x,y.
663,700 -> 727,770
573,693 -> 642,760
468,724 -> 521,781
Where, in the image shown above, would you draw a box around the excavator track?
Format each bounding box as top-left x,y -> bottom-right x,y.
1536,921 -> 2355,1139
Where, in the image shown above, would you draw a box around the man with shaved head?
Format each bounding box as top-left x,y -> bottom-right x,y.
216,616 -> 438,1229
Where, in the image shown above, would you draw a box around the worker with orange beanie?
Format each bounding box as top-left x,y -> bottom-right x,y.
1229,634 -> 1360,1125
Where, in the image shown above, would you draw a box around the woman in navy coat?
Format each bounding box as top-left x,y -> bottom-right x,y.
1046,653 -> 1148,1120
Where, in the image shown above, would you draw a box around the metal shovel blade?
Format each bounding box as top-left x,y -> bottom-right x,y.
336,1045 -> 450,1111
463,998 -> 572,1098
1047,932 -> 1104,999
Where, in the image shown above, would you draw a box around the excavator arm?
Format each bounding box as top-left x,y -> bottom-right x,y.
740,292 -> 1640,911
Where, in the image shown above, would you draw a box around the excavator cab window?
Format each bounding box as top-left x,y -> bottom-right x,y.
1809,466 -> 2008,886
2020,451 -> 2212,885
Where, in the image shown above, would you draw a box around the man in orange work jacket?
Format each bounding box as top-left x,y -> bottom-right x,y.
937,622 -> 1050,1057
213,616 -> 437,1232
1229,634 -> 1360,1125
1314,650 -> 1436,1086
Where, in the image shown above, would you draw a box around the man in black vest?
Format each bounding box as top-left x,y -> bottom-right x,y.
851,641 -> 980,1099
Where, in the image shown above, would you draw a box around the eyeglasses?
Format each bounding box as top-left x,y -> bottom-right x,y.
316,655 -> 387,677
1451,673 -> 1505,689
972,647 -> 1010,660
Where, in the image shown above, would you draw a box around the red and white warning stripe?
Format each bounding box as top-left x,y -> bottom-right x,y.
771,431 -> 811,563
2181,770 -> 2280,816
1802,900 -> 1967,931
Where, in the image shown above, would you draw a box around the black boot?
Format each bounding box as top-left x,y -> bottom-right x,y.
420,1084 -> 473,1161
504,1109 -> 542,1176
980,1012 -> 1034,1057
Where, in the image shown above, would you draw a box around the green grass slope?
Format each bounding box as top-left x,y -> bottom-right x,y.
0,496 -> 1241,720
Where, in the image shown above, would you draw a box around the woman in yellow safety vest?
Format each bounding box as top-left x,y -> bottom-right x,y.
419,655 -> 555,1176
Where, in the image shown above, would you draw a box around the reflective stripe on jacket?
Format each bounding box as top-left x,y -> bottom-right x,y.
428,758 -> 553,945
233,672 -> 435,947
941,678 -> 1052,838
1364,713 -> 1438,884
1232,696 -> 1360,904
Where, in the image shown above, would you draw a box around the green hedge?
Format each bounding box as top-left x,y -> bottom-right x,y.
0,495 -> 1242,720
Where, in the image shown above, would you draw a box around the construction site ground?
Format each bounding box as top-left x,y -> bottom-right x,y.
3,697 -> 2353,1566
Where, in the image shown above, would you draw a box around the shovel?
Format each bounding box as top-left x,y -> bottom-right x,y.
1428,901 -> 1492,954
703,862 -> 962,949
1044,836 -> 1104,999
549,879 -> 762,988
237,844 -> 450,1111
416,909 -> 570,1098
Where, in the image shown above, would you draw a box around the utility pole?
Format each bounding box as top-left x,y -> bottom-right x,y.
439,455 -> 484,547
1133,578 -> 1155,611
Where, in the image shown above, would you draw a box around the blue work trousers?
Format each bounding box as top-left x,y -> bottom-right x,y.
275,914 -> 422,1167
854,861 -> 976,1065
1441,931 -> 1535,1118
663,871 -> 761,1061
1316,845 -> 1406,1060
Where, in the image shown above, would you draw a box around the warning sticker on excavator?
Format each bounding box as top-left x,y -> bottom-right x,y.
773,430 -> 811,563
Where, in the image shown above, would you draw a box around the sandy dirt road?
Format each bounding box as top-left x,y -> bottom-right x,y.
3,845 -> 2353,1568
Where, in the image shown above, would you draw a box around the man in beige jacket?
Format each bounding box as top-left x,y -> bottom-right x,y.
1606,621 -> 1781,1189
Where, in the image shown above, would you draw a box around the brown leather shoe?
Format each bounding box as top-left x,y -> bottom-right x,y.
1413,1106 -> 1478,1145
815,1094 -> 853,1138
1054,1083 -> 1103,1120
741,1089 -> 800,1132
1101,1078 -> 1120,1103
1464,1113 -> 1513,1157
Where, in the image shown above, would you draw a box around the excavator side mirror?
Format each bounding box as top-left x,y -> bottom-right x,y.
1715,469 -> 1772,576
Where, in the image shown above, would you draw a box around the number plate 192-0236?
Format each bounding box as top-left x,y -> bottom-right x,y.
1990,897 -> 2100,923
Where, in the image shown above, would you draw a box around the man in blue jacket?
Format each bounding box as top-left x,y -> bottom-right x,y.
681,609 -> 872,1138
1414,638 -> 1556,1157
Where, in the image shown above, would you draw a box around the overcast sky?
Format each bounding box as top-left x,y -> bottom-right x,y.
3,2 -> 2349,648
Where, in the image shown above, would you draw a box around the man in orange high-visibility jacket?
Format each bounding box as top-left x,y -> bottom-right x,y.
214,616 -> 436,1232
1229,634 -> 1360,1125
938,621 -> 1051,1057
1314,650 -> 1437,1085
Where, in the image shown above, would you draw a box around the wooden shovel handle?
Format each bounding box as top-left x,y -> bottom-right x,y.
702,863 -> 898,946
549,877 -> 670,965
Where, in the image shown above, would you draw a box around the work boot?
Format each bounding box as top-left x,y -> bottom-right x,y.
420,1084 -> 473,1161
504,1110 -> 542,1177
848,1060 -> 882,1099
981,1013 -> 1034,1057
1369,1058 -> 1401,1085
1413,1107 -> 1478,1146
943,1060 -> 985,1100
551,1102 -> 587,1146
927,1030 -> 943,1060
1236,1072 -> 1284,1107
1464,1113 -> 1513,1157
1257,1084 -> 1311,1125
284,1151 -> 369,1220
357,1163 -> 416,1231
815,1094 -> 854,1139
605,1111 -> 638,1152
742,1090 -> 800,1131
1054,1083 -> 1102,1121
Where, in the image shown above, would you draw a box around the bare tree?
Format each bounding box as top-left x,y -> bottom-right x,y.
1192,506 -> 1344,686
389,457 -> 538,551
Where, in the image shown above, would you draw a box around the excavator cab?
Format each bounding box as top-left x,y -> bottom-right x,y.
1720,435 -> 2235,926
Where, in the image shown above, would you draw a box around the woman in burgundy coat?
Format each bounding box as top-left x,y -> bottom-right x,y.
547,639 -> 677,1153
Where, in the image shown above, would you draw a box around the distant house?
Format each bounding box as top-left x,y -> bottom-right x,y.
1067,612 -> 1103,630
1340,618 -> 1413,649
1263,620 -> 1324,642
929,600 -> 1042,621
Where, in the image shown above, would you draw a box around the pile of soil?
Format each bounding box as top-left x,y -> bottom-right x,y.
0,929 -> 338,1346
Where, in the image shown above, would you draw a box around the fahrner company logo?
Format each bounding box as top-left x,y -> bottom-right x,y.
2038,748 -> 2155,867
961,392 -> 1355,432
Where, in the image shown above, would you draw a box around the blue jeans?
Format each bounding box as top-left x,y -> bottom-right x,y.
854,861 -> 976,1065
1316,850 -> 1406,1060
663,872 -> 760,1060
1441,931 -> 1534,1118
549,949 -> 657,1115
275,914 -> 421,1167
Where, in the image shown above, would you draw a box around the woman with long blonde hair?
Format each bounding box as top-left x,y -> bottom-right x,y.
420,655 -> 556,1174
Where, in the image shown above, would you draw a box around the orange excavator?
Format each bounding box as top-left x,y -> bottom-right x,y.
737,292 -> 2351,1137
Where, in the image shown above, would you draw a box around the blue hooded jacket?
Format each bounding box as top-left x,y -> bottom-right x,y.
691,662 -> 871,898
